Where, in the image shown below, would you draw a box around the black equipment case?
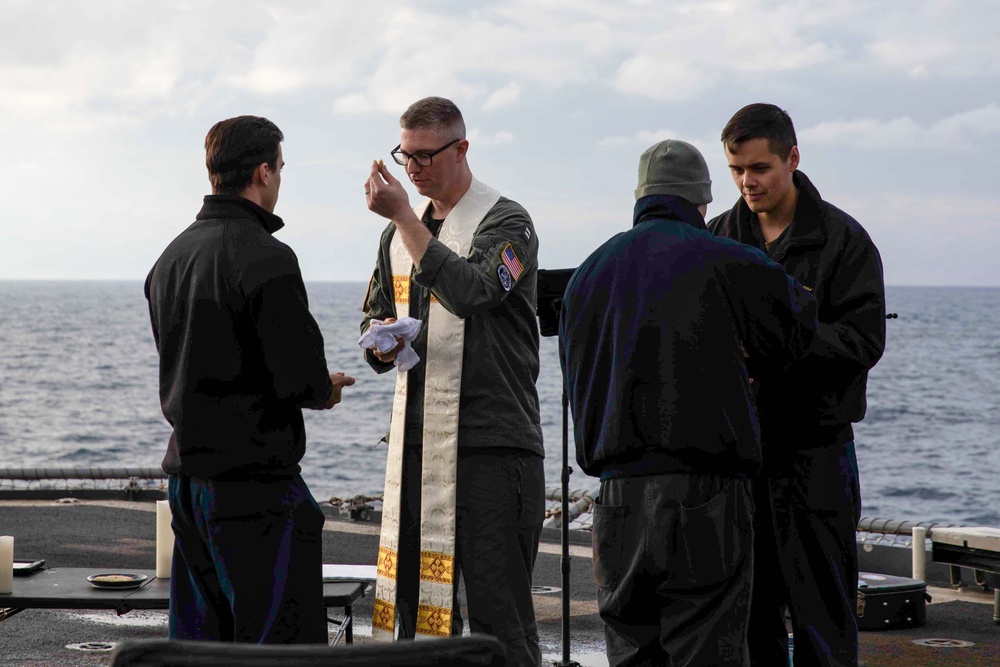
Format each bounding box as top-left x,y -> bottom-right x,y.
856,572 -> 929,630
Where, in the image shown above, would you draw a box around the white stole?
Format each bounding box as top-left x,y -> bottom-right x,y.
372,178 -> 501,640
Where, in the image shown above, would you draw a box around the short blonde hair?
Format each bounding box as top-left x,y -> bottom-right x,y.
400,97 -> 466,139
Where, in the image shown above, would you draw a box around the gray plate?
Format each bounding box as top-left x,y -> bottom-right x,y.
86,573 -> 148,589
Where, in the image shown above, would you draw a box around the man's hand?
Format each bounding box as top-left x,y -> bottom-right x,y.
370,316 -> 406,363
324,372 -> 356,409
365,160 -> 433,264
366,161 -> 414,222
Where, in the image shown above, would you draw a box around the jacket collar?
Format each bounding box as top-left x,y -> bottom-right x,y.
727,170 -> 826,249
633,195 -> 707,231
787,171 -> 826,247
196,195 -> 285,235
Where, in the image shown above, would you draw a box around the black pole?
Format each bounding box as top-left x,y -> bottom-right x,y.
534,268 -> 582,666
554,388 -> 581,667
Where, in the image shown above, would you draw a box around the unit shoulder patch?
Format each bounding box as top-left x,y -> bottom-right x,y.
498,264 -> 512,292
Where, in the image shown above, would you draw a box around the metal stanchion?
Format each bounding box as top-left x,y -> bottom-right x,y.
553,389 -> 582,667
912,526 -> 927,581
536,268 -> 582,667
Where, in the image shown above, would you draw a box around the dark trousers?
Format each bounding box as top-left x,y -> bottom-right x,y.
748,442 -> 862,667
167,474 -> 328,644
396,445 -> 545,667
594,473 -> 754,667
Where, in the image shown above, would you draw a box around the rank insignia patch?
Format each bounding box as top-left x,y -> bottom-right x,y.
500,244 -> 524,281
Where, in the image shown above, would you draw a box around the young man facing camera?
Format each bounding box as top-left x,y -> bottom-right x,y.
709,104 -> 886,667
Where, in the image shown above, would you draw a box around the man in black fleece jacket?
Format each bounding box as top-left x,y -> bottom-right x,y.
560,139 -> 818,667
145,116 -> 355,643
709,103 -> 886,667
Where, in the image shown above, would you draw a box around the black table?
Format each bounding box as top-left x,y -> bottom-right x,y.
0,567 -> 370,645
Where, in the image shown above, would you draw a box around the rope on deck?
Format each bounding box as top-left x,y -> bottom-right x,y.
0,467 -> 168,493
544,488 -> 595,529
0,467 -> 167,481
323,487 -> 598,529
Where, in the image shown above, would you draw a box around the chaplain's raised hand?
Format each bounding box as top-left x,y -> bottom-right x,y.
365,160 -> 412,222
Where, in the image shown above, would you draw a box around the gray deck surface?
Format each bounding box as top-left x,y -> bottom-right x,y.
0,500 -> 605,666
2,499 -> 1000,666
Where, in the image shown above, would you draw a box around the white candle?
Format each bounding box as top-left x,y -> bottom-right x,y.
0,535 -> 13,594
155,500 -> 174,579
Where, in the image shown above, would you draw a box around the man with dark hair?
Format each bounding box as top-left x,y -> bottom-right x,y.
204,116 -> 284,196
560,139 -> 818,667
709,103 -> 886,666
360,96 -> 544,665
145,115 -> 355,643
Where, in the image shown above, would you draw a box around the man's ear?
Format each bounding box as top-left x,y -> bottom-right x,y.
455,139 -> 469,161
253,162 -> 269,186
787,146 -> 800,171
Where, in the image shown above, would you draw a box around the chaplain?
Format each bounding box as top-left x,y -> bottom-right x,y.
360,96 -> 545,667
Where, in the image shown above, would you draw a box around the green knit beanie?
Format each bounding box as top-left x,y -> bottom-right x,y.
635,139 -> 713,205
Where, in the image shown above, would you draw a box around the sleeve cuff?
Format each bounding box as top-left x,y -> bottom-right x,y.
364,347 -> 395,374
413,238 -> 449,287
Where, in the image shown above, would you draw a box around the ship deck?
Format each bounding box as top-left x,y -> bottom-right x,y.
2,498 -> 999,666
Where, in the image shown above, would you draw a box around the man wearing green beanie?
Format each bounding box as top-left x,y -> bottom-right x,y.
560,139 -> 819,666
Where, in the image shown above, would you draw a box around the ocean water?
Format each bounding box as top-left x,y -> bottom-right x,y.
0,281 -> 997,526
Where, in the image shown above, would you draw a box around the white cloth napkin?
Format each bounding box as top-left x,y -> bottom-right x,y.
358,317 -> 423,372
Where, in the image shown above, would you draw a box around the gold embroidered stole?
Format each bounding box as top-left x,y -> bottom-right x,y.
372,179 -> 501,640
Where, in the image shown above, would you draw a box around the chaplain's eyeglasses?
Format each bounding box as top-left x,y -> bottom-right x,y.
390,138 -> 461,167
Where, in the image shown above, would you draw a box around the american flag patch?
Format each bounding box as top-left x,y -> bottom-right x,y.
501,244 -> 524,281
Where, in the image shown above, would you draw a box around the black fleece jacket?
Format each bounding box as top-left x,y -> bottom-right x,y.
145,195 -> 333,480
708,171 -> 886,448
560,195 -> 818,479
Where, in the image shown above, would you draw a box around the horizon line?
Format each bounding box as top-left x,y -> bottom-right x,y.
1,278 -> 998,290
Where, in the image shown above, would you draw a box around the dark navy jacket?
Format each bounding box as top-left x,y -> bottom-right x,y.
559,196 -> 818,479
708,171 -> 885,448
145,196 -> 333,480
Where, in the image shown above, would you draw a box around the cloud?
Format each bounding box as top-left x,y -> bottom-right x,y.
225,5 -> 386,95
332,93 -> 373,115
4,0 -> 996,132
598,129 -> 681,148
596,130 -> 719,163
863,2 -> 1000,78
2,0 -> 999,288
801,104 -> 1000,151
0,3 -> 263,127
228,66 -> 308,96
939,104 -> 1000,137
484,82 -> 521,110
834,191 -> 1000,286
467,128 -> 514,147
613,57 -> 718,102
607,2 -> 842,101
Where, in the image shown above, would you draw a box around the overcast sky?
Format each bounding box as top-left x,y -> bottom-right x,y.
2,0 -> 998,286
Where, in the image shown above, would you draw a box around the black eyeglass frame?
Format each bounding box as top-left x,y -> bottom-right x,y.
390,138 -> 462,167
